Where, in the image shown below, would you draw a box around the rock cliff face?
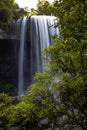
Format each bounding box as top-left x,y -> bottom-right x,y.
0,37 -> 31,95
0,38 -> 19,95
0,38 -> 31,95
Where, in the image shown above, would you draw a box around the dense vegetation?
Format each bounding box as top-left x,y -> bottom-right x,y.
37,0 -> 52,15
0,0 -> 29,31
0,0 -> 87,130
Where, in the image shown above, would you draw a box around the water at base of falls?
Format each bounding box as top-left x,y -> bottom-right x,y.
17,16 -> 59,97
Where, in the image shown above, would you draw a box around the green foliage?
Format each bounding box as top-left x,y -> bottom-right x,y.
0,83 -> 13,94
12,72 -> 57,129
44,0 -> 87,129
0,22 -> 7,30
30,9 -> 38,15
13,7 -> 29,20
45,37 -> 87,128
53,0 -> 87,39
0,93 -> 15,129
0,0 -> 16,29
37,0 -> 53,15
0,0 -> 29,31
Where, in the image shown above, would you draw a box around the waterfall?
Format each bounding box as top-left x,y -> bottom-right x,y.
29,16 -> 59,81
18,17 -> 27,96
17,16 -> 59,96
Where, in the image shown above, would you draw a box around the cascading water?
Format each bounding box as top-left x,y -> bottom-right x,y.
17,16 -> 59,96
18,17 -> 27,96
29,16 -> 59,81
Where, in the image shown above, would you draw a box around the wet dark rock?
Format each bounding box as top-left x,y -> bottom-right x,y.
57,115 -> 68,125
0,127 -> 4,130
0,38 -> 19,95
12,96 -> 19,104
9,126 -> 21,130
38,118 -> 49,128
35,96 -> 42,104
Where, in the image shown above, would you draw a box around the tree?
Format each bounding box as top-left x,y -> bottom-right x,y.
37,0 -> 52,15
30,8 -> 38,15
0,0 -> 16,30
11,72 -> 57,129
0,93 -> 15,129
44,0 -> 87,129
13,7 -> 29,20
0,0 -> 29,31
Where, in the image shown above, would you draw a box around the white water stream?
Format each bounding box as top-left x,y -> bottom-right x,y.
18,17 -> 27,96
18,16 -> 59,96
